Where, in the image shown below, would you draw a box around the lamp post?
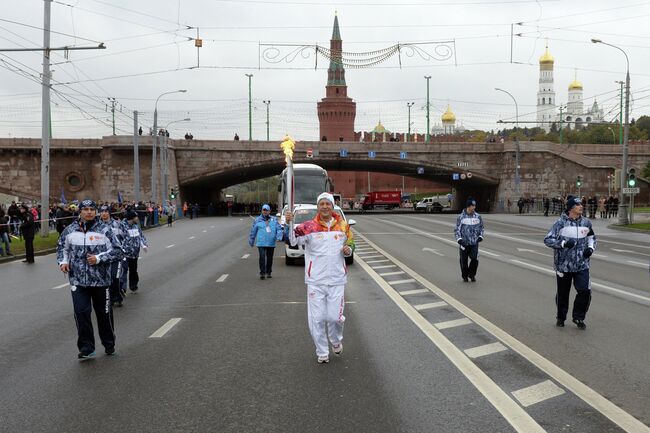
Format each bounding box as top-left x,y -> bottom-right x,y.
263,100 -> 270,141
615,80 -> 624,145
592,38 -> 630,224
407,102 -> 414,142
152,89 -> 186,203
245,74 -> 253,141
161,117 -> 190,207
424,76 -> 431,142
495,87 -> 520,194
607,127 -> 615,143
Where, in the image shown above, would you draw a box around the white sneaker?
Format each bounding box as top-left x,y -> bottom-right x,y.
332,343 -> 343,355
317,355 -> 329,364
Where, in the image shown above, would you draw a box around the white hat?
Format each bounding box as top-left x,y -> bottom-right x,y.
316,192 -> 335,206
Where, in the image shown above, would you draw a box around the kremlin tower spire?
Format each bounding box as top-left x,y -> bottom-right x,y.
536,44 -> 556,132
317,13 -> 356,141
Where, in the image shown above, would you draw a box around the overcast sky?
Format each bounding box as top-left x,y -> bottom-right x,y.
1,0 -> 649,140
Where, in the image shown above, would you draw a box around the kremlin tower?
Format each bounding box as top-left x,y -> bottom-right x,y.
536,45 -> 556,132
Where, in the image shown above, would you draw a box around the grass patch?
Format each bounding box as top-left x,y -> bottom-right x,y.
633,207 -> 650,213
626,222 -> 650,231
5,231 -> 60,256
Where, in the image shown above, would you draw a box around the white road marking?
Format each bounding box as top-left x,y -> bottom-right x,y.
166,244 -> 175,248
414,301 -> 447,311
379,271 -> 405,276
210,225 -> 215,228
435,317 -> 473,330
216,274 -> 229,283
366,259 -> 390,264
358,254 -> 383,259
242,254 -> 250,259
598,239 -> 650,250
188,236 -> 195,239
202,230 -> 207,233
388,278 -> 417,286
398,288 -> 430,296
51,283 -> 70,290
149,318 -> 182,338
512,380 -> 566,407
593,253 -> 608,258
480,250 -> 501,257
354,249 -> 546,433
372,264 -> 397,269
626,260 -> 647,267
613,248 -> 650,257
355,232 -> 649,432
464,342 -> 508,359
423,247 -> 444,256
516,248 -> 552,258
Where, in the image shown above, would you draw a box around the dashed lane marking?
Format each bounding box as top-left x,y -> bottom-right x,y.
149,318 -> 182,338
388,278 -> 417,286
372,264 -> 397,269
414,301 -> 447,311
480,250 -> 502,257
435,317 -> 473,330
379,271 -> 405,277
166,244 -> 175,249
398,288 -> 430,296
202,230 -> 207,233
464,342 -> 508,359
512,380 -> 566,408
51,283 -> 70,290
626,260 -> 647,267
242,254 -> 250,259
355,230 -> 650,433
216,274 -> 229,283
188,236 -> 195,239
366,259 -> 390,264
210,225 -> 215,228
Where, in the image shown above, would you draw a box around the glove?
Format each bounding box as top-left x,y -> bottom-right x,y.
457,239 -> 464,246
477,236 -> 483,243
583,247 -> 594,258
563,239 -> 576,249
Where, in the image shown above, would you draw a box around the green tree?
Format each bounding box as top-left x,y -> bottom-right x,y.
635,115 -> 650,136
642,160 -> 650,179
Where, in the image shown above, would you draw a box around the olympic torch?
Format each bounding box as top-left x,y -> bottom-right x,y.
280,135 -> 295,231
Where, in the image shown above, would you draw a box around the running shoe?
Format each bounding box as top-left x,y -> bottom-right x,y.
105,347 -> 116,356
77,351 -> 95,361
332,343 -> 343,355
317,355 -> 329,364
573,319 -> 586,330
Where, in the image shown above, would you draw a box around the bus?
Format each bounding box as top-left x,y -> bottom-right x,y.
278,163 -> 333,211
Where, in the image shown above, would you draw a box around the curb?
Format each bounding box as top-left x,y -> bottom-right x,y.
606,224 -> 650,234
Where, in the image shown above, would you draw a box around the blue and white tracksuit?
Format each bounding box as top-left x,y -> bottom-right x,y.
544,213 -> 597,321
100,218 -> 127,303
120,220 -> 148,292
454,210 -> 484,279
248,214 -> 284,276
56,218 -> 123,354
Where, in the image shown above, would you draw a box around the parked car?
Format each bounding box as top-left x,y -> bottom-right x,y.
415,197 -> 444,213
284,204 -> 356,266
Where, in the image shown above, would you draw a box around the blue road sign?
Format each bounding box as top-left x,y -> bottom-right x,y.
340,149 -> 348,157
400,151 -> 408,159
368,151 -> 376,158
452,173 -> 460,180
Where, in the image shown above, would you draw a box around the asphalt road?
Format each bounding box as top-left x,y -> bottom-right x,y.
0,213 -> 648,433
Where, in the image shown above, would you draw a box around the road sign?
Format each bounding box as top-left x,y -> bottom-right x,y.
466,172 -> 472,178
460,173 -> 467,180
368,151 -> 376,158
452,173 -> 460,180
400,151 -> 408,159
340,149 -> 348,157
622,187 -> 640,194
417,167 -> 424,174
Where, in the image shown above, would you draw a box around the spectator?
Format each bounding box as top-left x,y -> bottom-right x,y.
138,126 -> 143,136
20,204 -> 35,264
0,206 -> 12,256
234,133 -> 240,140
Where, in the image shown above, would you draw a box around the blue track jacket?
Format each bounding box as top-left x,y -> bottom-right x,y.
248,214 -> 283,247
544,213 -> 596,273
455,210 -> 485,246
121,220 -> 148,258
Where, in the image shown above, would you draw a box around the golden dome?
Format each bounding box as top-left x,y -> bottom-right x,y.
539,45 -> 554,65
568,79 -> 583,91
372,121 -> 389,133
441,105 -> 456,123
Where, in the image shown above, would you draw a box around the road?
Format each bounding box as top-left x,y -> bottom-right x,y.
0,213 -> 648,433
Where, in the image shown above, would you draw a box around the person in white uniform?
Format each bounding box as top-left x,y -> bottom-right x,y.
285,192 -> 355,364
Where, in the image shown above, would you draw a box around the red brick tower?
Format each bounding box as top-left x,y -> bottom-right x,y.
317,14 -> 356,141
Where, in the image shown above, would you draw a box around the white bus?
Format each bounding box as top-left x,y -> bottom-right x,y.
278,163 -> 333,211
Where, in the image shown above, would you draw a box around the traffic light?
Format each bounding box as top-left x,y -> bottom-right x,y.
170,188 -> 176,199
627,168 -> 636,187
576,175 -> 583,188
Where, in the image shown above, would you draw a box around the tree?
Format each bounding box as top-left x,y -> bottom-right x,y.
642,160 -> 650,179
635,115 -> 650,136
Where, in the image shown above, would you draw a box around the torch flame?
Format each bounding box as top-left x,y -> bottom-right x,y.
280,135 -> 295,163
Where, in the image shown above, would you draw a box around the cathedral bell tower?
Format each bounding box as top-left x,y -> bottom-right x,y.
317,14 -> 356,141
536,44 -> 556,132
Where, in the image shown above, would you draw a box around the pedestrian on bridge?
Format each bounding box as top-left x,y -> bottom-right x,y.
56,199 -> 123,360
248,204 -> 283,279
455,198 -> 484,282
285,192 -> 355,364
544,196 -> 596,330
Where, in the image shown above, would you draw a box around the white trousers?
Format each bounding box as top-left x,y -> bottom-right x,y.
307,284 -> 345,357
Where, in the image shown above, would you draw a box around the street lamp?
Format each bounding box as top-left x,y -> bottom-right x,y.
406,102 -> 414,142
495,87 -> 520,194
245,74 -> 253,141
592,38 -> 630,224
607,126 -> 616,143
424,76 -> 431,142
161,117 -> 190,206
152,89 -> 186,203
263,100 -> 270,141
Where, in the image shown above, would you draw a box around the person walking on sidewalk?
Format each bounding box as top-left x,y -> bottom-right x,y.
455,198 -> 484,282
284,192 -> 355,364
248,204 -> 283,279
544,196 -> 596,330
56,199 -> 123,360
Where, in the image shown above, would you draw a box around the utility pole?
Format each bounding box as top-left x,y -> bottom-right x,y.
108,97 -> 116,135
407,102 -> 414,142
40,0 -> 52,237
133,111 -> 140,203
617,80 -> 624,145
424,76 -> 431,142
559,106 -> 564,144
263,100 -> 270,141
245,74 -> 253,141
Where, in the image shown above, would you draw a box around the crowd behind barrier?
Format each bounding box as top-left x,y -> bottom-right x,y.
497,195 -> 621,218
